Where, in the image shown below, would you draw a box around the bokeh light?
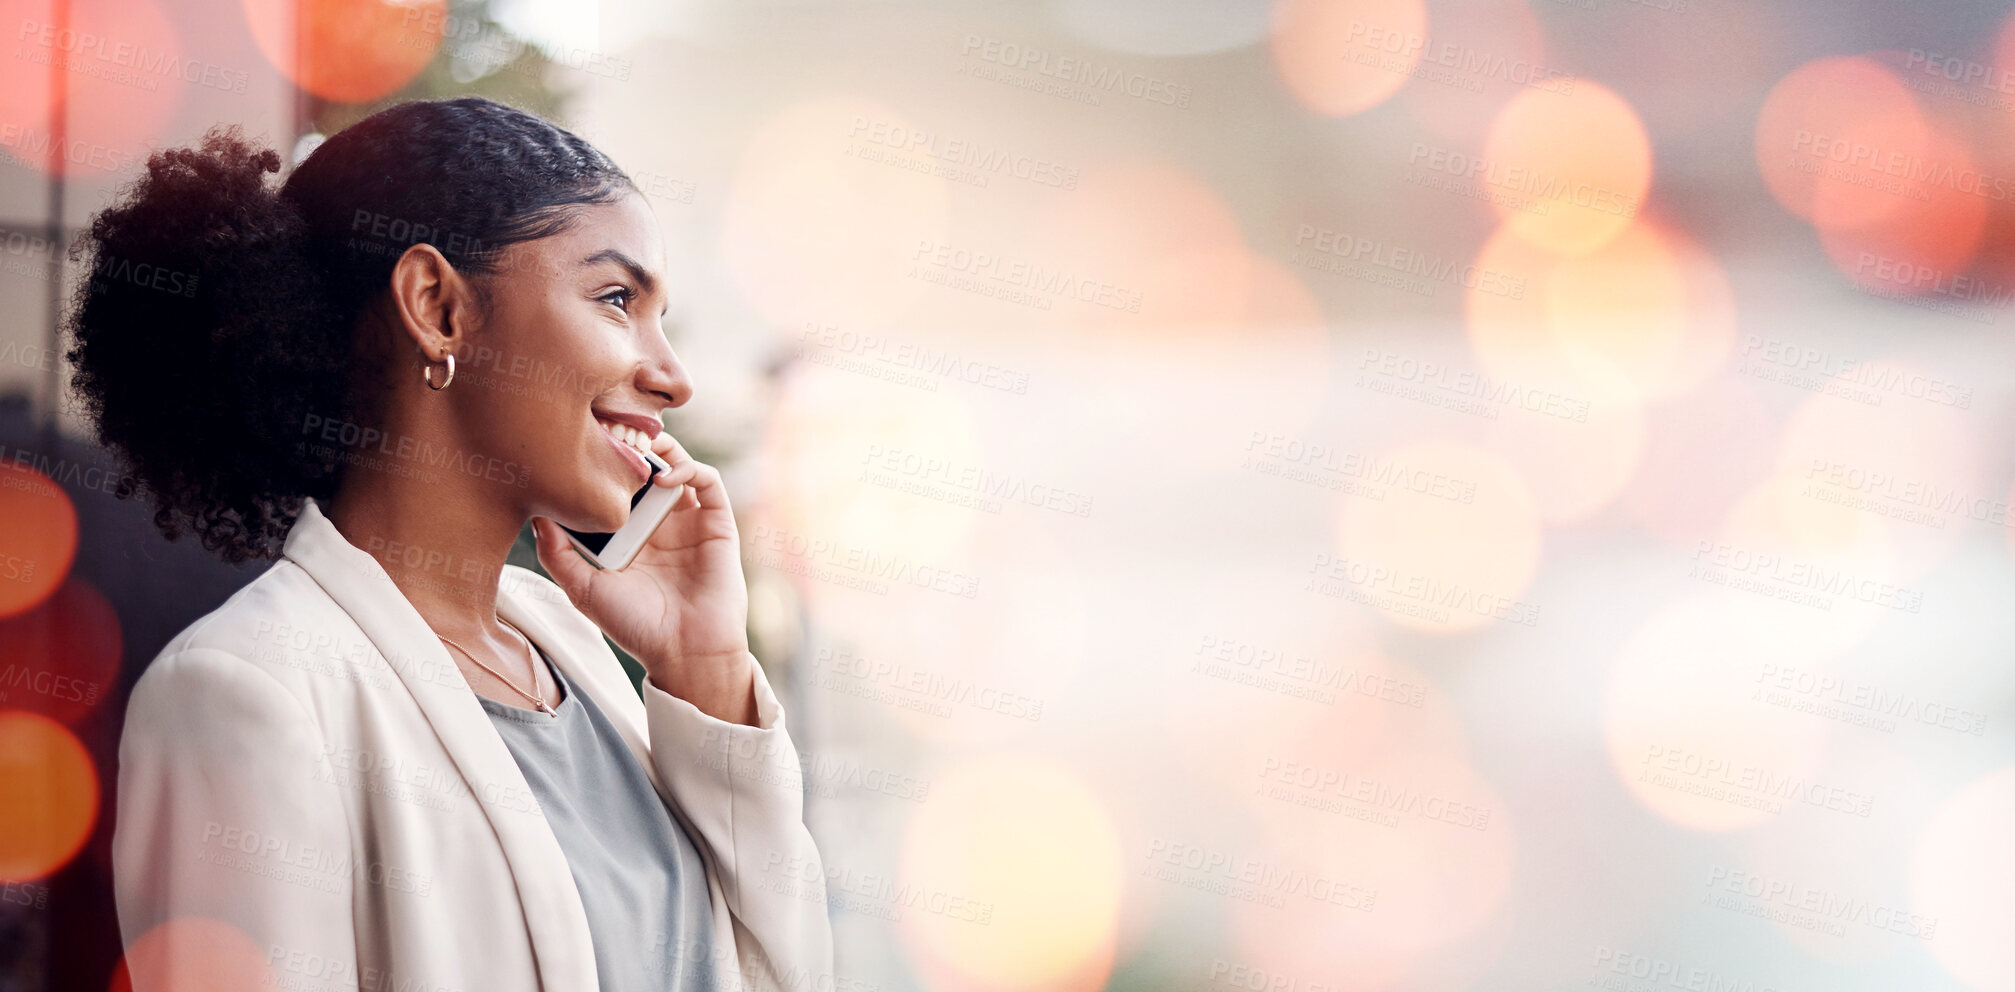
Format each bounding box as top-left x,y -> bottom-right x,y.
898,755 -> 1124,992
1031,160 -> 1252,337
1050,0 -> 1275,57
1466,218 -> 1735,403
758,361 -> 984,569
1482,82 -> 1652,255
108,917 -> 274,992
1396,0 -> 1553,142
1772,366 -> 1977,583
1334,440 -> 1542,634
1912,765 -> 2015,991
0,577 -> 123,725
1816,121 -> 1990,295
1270,0 -> 1428,117
1604,598 -> 1829,833
1483,373 -> 1644,524
720,97 -> 952,331
1620,377 -> 1781,552
1541,221 -> 1739,400
0,463 -> 78,619
0,0 -> 184,175
240,0 -> 446,104
1755,56 -> 1929,231
0,711 -> 99,882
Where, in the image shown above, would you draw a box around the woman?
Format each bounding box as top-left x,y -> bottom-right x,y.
69,97 -> 834,991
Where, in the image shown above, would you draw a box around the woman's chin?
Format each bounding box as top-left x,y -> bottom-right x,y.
588,492 -> 634,534
545,495 -> 629,538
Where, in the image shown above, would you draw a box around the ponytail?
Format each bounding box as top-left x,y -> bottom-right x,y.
66,127 -> 352,564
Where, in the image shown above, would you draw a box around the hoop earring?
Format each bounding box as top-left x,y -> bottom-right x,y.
424,352 -> 456,391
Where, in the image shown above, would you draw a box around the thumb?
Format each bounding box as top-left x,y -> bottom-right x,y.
531,517 -> 597,607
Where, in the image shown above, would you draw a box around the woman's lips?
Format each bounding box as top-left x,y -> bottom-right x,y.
600,426 -> 652,484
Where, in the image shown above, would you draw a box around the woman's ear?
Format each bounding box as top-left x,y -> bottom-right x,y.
388,243 -> 473,360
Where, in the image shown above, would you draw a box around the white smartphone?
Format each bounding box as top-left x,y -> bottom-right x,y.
560,447 -> 685,570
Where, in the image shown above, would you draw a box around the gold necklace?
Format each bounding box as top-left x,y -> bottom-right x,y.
438,618 -> 555,715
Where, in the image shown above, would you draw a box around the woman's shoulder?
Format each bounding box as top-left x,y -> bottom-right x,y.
132,559 -> 364,717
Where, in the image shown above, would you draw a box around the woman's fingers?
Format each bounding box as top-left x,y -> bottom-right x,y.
530,517 -> 597,598
650,431 -> 698,490
647,433 -> 730,512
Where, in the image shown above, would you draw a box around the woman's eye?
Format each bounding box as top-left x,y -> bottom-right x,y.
598,288 -> 633,312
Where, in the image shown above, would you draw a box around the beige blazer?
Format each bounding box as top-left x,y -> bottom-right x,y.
111,498 -> 835,992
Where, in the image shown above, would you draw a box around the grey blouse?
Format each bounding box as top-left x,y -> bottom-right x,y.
480,647 -> 719,992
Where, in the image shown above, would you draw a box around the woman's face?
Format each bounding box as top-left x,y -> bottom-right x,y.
446,191 -> 691,534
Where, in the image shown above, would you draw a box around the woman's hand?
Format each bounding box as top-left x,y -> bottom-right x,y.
532,432 -> 757,726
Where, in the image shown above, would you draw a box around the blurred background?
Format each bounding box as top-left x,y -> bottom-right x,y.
4,0 -> 2015,989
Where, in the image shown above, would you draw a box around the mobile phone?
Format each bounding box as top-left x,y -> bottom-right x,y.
560,447 -> 685,570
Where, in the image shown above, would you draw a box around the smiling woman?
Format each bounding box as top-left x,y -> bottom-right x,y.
63,98 -> 833,992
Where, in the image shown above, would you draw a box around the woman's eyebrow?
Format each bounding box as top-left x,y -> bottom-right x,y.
579,248 -> 660,297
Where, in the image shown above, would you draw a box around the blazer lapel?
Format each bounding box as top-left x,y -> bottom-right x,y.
498,569 -> 746,971
495,578 -> 671,801
280,498 -> 598,991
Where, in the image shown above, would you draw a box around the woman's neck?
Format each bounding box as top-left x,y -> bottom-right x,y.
323,463 -> 526,640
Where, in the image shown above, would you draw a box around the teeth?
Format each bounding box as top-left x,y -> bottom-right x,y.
597,419 -> 651,454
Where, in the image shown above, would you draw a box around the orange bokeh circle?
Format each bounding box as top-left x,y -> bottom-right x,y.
0,0 -> 184,176
240,0 -> 445,104
0,710 -> 99,882
0,578 -> 124,725
1755,56 -> 1929,231
1483,82 -> 1652,255
109,917 -> 275,992
1271,0 -> 1428,117
0,463 -> 78,619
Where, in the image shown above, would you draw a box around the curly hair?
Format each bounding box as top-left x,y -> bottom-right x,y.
65,97 -> 636,564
